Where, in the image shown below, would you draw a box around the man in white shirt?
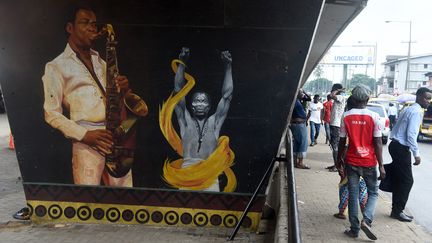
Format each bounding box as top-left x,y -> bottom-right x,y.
327,83 -> 347,172
387,103 -> 398,130
42,4 -> 133,186
307,94 -> 323,146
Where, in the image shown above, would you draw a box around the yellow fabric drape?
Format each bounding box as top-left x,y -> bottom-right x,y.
159,59 -> 237,192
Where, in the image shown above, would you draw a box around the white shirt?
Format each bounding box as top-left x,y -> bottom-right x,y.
388,106 -> 398,116
308,102 -> 323,123
42,44 -> 106,141
330,94 -> 347,127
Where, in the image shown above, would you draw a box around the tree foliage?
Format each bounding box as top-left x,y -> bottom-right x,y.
348,74 -> 377,92
303,78 -> 333,95
313,64 -> 324,79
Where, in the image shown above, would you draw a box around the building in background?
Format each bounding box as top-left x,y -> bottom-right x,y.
423,71 -> 432,89
381,54 -> 432,94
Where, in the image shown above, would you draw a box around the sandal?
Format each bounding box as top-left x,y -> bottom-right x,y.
295,164 -> 311,169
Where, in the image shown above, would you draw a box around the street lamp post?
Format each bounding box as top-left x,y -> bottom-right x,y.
406,21 -> 412,91
374,42 -> 378,95
385,20 -> 412,92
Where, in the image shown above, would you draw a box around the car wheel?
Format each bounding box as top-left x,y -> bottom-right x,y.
382,136 -> 388,145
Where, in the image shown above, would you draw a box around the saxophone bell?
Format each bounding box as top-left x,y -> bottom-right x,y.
124,92 -> 148,117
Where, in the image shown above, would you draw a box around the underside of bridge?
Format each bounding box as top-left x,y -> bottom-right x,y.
0,0 -> 366,239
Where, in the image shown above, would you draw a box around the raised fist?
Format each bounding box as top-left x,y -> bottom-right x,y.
221,50 -> 232,64
179,47 -> 190,63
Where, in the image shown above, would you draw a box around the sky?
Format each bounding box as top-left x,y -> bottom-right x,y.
313,0 -> 432,82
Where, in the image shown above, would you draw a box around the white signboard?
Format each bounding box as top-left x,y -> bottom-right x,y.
321,45 -> 375,65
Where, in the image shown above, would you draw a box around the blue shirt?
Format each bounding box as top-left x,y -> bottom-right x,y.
292,100 -> 307,120
390,103 -> 423,157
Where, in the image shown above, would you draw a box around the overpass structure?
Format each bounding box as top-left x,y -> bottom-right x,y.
262,0 -> 368,242
0,0 -> 367,242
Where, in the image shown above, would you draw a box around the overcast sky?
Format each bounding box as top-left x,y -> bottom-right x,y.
317,0 -> 432,81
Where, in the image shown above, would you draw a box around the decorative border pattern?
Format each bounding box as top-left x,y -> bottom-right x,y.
27,200 -> 261,229
23,184 -> 265,230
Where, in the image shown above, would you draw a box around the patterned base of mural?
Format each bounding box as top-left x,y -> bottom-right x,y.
24,184 -> 265,230
27,200 -> 260,229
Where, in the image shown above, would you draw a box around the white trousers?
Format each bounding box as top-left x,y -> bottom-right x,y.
72,123 -> 132,187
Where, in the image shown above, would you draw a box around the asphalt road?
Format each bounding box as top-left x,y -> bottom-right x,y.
382,139 -> 432,233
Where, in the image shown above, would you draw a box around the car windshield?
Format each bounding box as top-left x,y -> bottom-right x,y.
366,105 -> 385,117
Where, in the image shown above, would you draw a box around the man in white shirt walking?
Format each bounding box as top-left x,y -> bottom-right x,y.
307,94 -> 323,146
327,83 -> 347,172
387,103 -> 398,130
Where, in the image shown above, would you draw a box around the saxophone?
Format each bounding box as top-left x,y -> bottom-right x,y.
103,24 -> 148,178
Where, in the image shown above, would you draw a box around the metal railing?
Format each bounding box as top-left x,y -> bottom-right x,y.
267,128 -> 301,243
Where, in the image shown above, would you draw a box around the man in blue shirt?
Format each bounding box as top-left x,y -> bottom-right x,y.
388,87 -> 432,222
290,89 -> 310,169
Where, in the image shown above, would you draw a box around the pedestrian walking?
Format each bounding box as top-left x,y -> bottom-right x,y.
322,95 -> 333,144
388,103 -> 397,130
336,85 -> 385,240
327,83 -> 347,172
386,87 -> 432,222
307,94 -> 323,146
334,96 -> 368,220
290,89 -> 310,169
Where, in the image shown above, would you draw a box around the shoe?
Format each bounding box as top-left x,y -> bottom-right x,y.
360,220 -> 377,240
333,213 -> 346,219
403,211 -> 414,219
391,210 -> 413,219
310,143 -> 315,147
313,141 -> 318,145
390,211 -> 413,222
325,165 -> 336,170
13,207 -> 30,220
328,167 -> 338,172
344,229 -> 358,238
295,164 -> 311,169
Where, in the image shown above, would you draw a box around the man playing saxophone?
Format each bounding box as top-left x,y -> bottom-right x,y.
42,4 -> 133,186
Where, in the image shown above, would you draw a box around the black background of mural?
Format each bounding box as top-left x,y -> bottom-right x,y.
0,0 -> 321,193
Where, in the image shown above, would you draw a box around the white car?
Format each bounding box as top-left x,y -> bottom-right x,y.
366,103 -> 390,145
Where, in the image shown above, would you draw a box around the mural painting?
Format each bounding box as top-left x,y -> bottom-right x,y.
42,7 -> 148,187
0,0 -> 323,229
160,47 -> 236,192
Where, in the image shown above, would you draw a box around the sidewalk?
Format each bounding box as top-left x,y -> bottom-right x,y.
295,135 -> 432,242
0,114 -> 272,243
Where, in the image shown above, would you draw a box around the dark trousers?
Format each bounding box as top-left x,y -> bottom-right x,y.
388,141 -> 414,213
389,115 -> 396,130
329,125 -> 340,164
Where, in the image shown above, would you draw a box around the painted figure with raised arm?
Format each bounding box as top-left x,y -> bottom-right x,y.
160,47 -> 236,192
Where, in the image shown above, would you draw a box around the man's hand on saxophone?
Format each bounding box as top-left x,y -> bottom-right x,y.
115,75 -> 131,94
82,129 -> 113,156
